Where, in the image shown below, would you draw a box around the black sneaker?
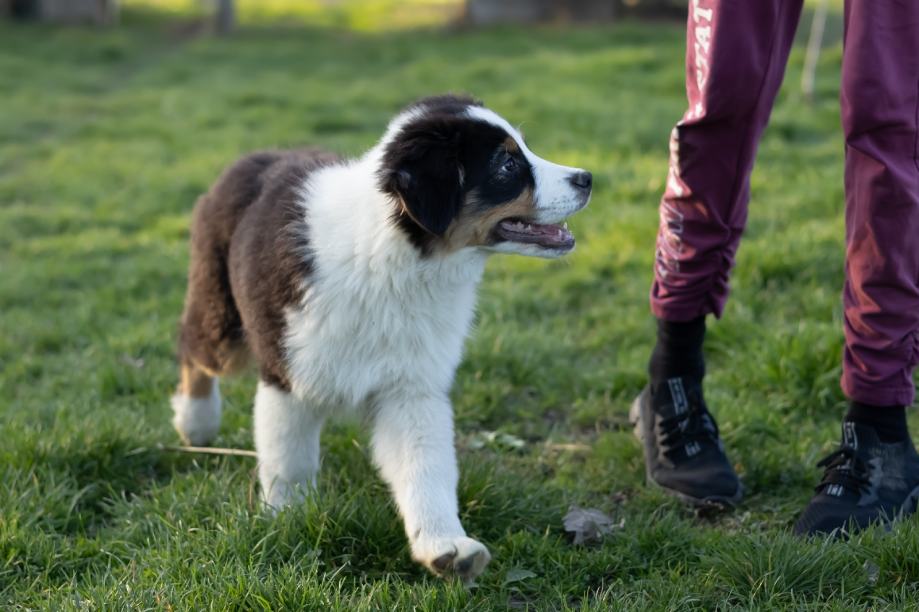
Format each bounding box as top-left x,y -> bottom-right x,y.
629,377 -> 742,508
793,422 -> 919,536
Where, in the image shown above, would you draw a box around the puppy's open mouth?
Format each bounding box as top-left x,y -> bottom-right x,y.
494,218 -> 575,250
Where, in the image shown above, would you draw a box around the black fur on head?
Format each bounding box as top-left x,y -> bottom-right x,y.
379,96 -> 482,242
402,94 -> 482,117
380,113 -> 467,237
379,94 -> 536,254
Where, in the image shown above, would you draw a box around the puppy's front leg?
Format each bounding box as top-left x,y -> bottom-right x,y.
371,392 -> 490,582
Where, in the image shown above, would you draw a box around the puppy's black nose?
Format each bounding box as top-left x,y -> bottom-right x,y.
569,171 -> 592,191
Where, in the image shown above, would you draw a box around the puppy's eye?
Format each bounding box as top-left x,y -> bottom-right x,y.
501,157 -> 518,173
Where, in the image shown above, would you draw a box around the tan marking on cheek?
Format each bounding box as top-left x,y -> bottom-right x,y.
504,136 -> 520,154
442,187 -> 536,251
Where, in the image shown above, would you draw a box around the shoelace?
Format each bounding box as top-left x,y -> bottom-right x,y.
815,446 -> 872,495
657,403 -> 719,457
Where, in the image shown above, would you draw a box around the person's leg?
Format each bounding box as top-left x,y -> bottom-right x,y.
634,0 -> 804,507
795,0 -> 919,536
650,0 -> 804,323
839,0 -> 919,421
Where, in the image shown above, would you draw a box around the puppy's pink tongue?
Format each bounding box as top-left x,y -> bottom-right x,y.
495,219 -> 574,249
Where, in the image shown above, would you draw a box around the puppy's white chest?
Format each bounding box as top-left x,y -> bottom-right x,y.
283,267 -> 480,412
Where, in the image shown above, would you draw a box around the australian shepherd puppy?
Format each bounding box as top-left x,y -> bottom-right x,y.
170,95 -> 591,581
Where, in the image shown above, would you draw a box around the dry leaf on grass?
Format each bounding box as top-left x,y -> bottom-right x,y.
468,430 -> 527,451
503,567 -> 537,586
563,506 -> 624,545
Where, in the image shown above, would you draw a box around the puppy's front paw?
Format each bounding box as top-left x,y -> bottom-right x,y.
413,536 -> 491,583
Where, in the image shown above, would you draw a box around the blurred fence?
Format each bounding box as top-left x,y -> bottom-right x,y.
3,0 -> 689,27
2,0 -> 118,23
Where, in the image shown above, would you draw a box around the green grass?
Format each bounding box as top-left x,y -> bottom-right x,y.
2,3 -> 918,610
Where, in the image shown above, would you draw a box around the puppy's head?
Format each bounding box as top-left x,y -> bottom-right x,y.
378,95 -> 591,258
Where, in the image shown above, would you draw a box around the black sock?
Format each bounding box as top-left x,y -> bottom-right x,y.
648,316 -> 706,385
845,401 -> 909,443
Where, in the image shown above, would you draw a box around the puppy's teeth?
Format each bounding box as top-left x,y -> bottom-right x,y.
562,222 -> 569,230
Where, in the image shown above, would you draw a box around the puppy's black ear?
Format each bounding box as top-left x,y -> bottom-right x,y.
379,117 -> 465,236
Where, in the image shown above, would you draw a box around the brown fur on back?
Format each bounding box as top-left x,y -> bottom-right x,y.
178,149 -> 340,393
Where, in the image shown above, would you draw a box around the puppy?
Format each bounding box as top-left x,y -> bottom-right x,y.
171,95 -> 591,581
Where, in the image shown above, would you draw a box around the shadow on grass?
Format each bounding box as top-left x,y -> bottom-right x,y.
27,437 -> 204,536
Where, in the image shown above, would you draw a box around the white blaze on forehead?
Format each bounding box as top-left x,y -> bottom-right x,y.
465,106 -> 530,156
465,106 -> 588,223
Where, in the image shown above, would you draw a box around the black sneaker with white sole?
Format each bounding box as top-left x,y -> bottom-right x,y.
630,378 -> 742,508
794,421 -> 919,536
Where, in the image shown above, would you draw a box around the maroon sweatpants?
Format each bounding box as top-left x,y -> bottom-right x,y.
650,0 -> 919,407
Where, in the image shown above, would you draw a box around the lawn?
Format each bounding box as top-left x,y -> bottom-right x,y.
2,2 -> 918,609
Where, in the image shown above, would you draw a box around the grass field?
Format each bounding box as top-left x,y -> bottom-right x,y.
2,2 -> 919,609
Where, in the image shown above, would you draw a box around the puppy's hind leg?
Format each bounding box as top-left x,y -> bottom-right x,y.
173,186 -> 249,446
254,382 -> 324,510
172,360 -> 222,446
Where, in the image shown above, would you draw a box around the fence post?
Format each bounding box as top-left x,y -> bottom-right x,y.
801,0 -> 829,102
215,0 -> 234,35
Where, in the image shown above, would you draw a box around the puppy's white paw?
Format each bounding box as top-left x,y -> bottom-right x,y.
413,535 -> 491,583
171,385 -> 221,446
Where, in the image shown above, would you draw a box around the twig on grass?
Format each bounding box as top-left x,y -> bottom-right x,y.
544,442 -> 592,453
156,444 -> 258,458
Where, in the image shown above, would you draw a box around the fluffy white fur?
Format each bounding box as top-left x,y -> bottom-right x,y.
254,381 -> 324,509
171,380 -> 221,447
198,106 -> 587,582
278,139 -> 493,579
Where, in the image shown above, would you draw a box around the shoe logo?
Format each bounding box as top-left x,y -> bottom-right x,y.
686,441 -> 701,457
668,378 -> 689,415
826,484 -> 844,497
843,422 -> 858,450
